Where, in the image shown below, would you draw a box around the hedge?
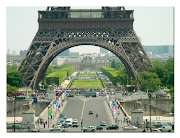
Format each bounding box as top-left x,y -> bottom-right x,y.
46,67 -> 75,85
101,66 -> 120,85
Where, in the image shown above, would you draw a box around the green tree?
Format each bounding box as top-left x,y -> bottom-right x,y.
116,69 -> 129,85
132,71 -> 162,92
7,84 -> 18,95
111,59 -> 117,68
116,61 -> 124,69
7,71 -> 23,87
164,58 -> 174,88
7,65 -> 18,74
151,58 -> 174,88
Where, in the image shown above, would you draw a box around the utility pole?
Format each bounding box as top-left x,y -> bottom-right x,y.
149,93 -> 152,132
13,100 -> 16,132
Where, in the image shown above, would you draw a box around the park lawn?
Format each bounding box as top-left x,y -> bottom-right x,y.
70,80 -> 105,88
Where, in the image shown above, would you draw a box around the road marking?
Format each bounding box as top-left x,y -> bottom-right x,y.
80,101 -> 86,121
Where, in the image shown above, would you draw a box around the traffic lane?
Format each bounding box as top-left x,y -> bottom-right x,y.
82,97 -> 111,128
61,97 -> 84,122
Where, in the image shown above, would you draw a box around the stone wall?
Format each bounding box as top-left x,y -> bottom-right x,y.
122,99 -> 173,116
7,99 -> 50,117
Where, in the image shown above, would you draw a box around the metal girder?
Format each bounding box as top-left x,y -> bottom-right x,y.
17,7 -> 153,90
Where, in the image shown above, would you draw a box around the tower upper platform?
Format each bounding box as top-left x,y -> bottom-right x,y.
38,6 -> 134,20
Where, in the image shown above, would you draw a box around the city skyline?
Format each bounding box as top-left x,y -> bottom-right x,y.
6,6 -> 173,54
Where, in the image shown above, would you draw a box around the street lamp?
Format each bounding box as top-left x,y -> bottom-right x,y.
48,105 -> 50,128
13,100 -> 16,132
137,117 -> 139,127
148,92 -> 152,132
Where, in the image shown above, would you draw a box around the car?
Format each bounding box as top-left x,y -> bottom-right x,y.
63,124 -> 69,128
83,126 -> 96,132
72,119 -> 79,127
58,118 -> 65,123
123,125 -> 138,130
106,125 -> 119,130
57,123 -> 63,127
65,118 -> 73,126
24,129 -> 38,132
158,126 -> 172,132
59,114 -> 67,119
61,129 -> 68,132
100,121 -> 106,126
152,129 -> 161,132
68,95 -> 74,97
59,113 -> 65,117
96,126 -> 103,130
50,126 -> 61,131
89,110 -> 94,114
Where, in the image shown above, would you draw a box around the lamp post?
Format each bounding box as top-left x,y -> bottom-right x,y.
148,92 -> 152,132
48,105 -> 50,128
137,117 -> 139,127
13,100 -> 16,132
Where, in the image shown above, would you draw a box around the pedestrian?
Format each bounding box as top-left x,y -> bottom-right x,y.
125,113 -> 127,117
127,119 -> 128,124
124,118 -> 125,123
96,114 -> 98,118
44,122 -> 46,128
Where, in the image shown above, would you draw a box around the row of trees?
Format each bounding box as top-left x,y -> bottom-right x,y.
109,58 -> 174,93
7,65 -> 23,94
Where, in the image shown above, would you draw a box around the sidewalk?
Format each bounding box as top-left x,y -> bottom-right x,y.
35,100 -> 68,131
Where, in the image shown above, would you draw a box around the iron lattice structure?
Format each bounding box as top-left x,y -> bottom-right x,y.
18,7 -> 154,90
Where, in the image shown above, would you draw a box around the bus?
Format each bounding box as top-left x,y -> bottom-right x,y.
125,85 -> 136,92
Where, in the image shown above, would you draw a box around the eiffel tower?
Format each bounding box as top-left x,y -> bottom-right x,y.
17,6 -> 154,90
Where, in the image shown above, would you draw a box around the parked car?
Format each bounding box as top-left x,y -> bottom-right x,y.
106,125 -> 119,130
96,126 -> 103,130
50,126 -> 61,131
89,110 -> 93,114
100,121 -> 106,126
61,129 -> 68,132
152,129 -> 161,132
24,129 -> 38,132
123,125 -> 138,130
68,95 -> 74,97
83,126 -> 96,132
158,126 -> 172,132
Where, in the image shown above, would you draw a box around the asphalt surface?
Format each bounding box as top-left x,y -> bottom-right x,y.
60,96 -> 111,132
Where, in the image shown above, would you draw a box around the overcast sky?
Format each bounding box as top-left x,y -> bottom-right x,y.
6,6 -> 173,54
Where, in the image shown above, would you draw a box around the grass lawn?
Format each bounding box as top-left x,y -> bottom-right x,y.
69,80 -> 105,88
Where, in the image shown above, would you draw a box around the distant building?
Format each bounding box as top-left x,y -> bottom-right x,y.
20,50 -> 27,57
143,45 -> 174,55
58,49 -> 70,56
69,52 -> 79,57
65,55 -> 111,71
7,49 -> 10,55
100,47 -> 109,54
12,50 -> 16,55
7,55 -> 23,64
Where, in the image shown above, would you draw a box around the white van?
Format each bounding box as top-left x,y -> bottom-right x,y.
158,126 -> 172,132
65,118 -> 73,126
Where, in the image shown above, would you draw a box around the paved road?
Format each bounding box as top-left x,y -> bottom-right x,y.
60,96 -> 112,132
82,97 -> 111,127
